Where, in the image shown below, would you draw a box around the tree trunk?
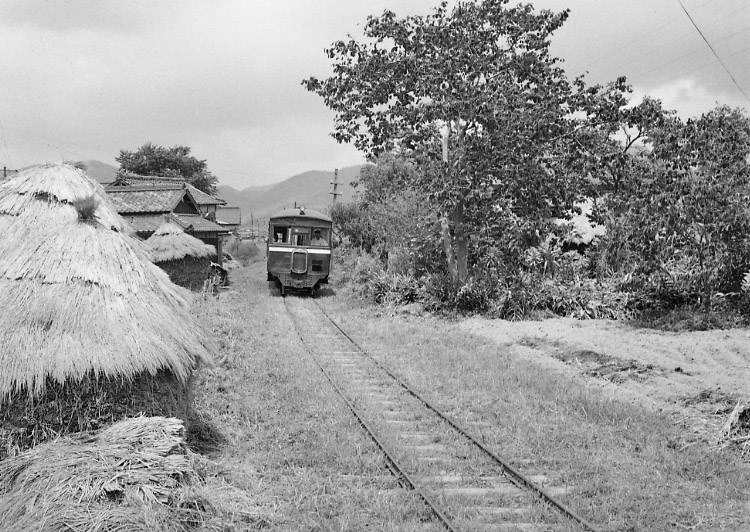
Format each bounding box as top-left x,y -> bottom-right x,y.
440,215 -> 459,284
440,199 -> 468,286
454,199 -> 468,283
440,120 -> 469,286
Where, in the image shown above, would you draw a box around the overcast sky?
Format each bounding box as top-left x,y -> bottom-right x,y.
0,0 -> 747,190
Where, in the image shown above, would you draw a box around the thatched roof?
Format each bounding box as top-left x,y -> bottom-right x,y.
0,164 -> 214,400
147,222 -> 216,262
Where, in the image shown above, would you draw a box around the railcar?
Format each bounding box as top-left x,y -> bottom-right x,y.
266,207 -> 332,296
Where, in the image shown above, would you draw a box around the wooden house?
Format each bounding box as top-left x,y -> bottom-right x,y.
105,179 -> 230,263
216,206 -> 242,232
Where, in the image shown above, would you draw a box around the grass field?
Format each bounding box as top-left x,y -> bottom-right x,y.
192,259 -> 750,531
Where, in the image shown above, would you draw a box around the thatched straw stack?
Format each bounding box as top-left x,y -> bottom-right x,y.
147,222 -> 217,290
0,164 -> 215,458
0,416 -> 258,531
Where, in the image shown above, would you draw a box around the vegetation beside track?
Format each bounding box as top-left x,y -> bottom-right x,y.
191,261 -> 431,531
193,259 -> 750,531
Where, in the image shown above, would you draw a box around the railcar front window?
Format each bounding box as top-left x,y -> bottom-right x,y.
272,225 -> 289,243
310,228 -> 329,246
291,227 -> 309,247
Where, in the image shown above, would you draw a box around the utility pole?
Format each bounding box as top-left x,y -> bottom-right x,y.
330,168 -> 342,202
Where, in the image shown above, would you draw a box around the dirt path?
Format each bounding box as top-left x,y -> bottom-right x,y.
460,316 -> 750,441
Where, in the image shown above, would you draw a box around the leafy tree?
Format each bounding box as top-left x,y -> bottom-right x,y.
116,142 -> 218,195
304,0 -> 630,285
330,154 -> 435,257
612,104 -> 750,309
328,201 -> 377,251
355,153 -> 439,273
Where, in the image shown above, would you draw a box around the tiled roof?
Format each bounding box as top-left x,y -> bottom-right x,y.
122,214 -> 172,234
216,206 -> 241,225
106,186 -> 187,214
112,173 -> 225,206
111,173 -> 185,186
172,213 -> 229,234
186,184 -> 226,206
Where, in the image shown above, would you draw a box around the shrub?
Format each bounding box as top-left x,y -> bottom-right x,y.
224,237 -> 259,266
369,271 -> 422,306
420,272 -> 495,314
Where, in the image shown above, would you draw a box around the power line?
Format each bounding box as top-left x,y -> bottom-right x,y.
0,121 -> 14,169
677,0 -> 750,104
640,43 -> 750,90
577,0 -> 724,72
632,27 -> 749,80
589,4 -> 749,84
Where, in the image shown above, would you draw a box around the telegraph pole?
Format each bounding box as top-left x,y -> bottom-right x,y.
330,168 -> 342,202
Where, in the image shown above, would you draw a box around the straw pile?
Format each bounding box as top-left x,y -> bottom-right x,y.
0,164 -> 215,457
718,401 -> 750,458
0,416 -> 253,532
147,222 -> 217,290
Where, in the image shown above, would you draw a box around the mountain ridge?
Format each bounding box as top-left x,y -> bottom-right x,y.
18,159 -> 366,226
217,165 -> 366,227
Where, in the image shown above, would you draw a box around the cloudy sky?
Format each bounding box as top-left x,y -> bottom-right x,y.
0,0 -> 747,190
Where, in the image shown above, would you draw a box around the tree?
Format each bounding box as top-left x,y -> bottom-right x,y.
304,0 -> 630,285
617,104 -> 750,309
116,143 -> 219,195
355,153 -> 439,273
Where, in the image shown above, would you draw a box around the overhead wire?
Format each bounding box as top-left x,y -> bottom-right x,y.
589,2 -> 749,84
676,0 -> 750,104
576,0 -> 725,72
632,26 -> 749,80
0,124 -> 114,168
644,43 -> 750,89
0,121 -> 14,169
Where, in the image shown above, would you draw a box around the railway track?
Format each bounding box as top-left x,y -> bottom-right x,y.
285,296 -> 602,532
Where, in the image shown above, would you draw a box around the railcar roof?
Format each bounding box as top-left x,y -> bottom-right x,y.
269,208 -> 332,223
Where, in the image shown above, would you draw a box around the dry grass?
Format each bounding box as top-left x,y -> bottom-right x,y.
0,416 -> 262,532
17,255 -> 744,530
188,261 -> 433,531
0,371 -> 192,459
320,298 -> 750,531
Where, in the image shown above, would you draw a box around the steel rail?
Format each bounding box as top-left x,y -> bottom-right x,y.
314,300 -> 602,532
285,298 -> 460,532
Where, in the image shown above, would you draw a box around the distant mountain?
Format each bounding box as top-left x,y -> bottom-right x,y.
15,160 -> 119,185
72,160 -> 119,185
18,160 -> 365,228
220,165 -> 367,228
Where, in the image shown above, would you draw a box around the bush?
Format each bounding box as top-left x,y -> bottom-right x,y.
224,237 -> 260,266
421,273 -> 494,314
369,271 -> 422,305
